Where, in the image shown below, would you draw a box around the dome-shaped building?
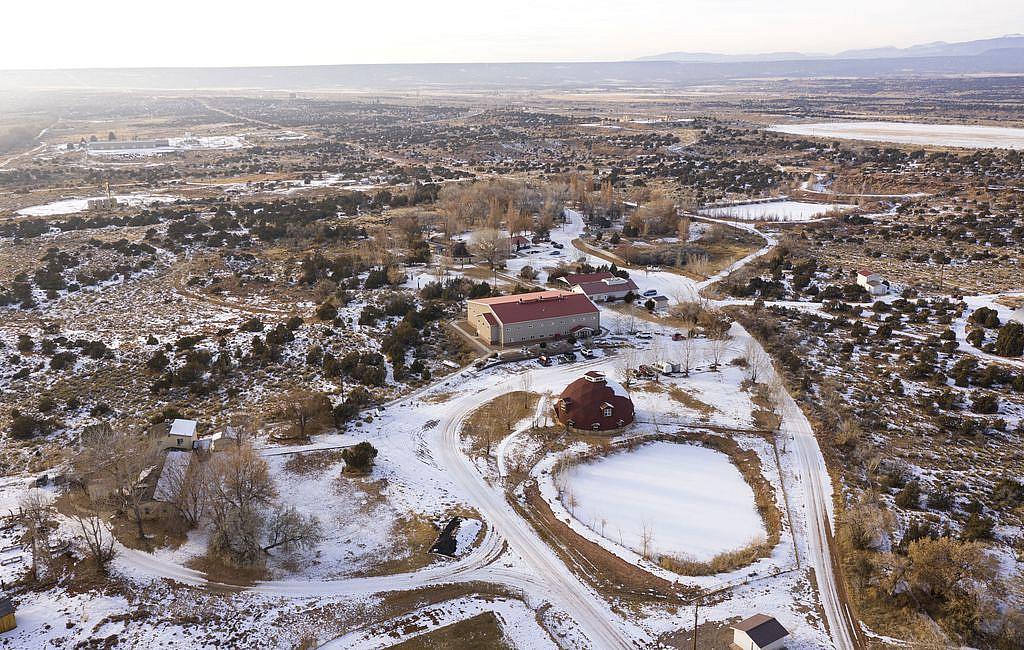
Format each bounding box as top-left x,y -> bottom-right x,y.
554,371 -> 634,433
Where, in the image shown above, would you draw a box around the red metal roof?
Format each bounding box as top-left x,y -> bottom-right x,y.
575,277 -> 638,296
471,290 -> 598,325
563,271 -> 615,286
482,312 -> 498,326
555,372 -> 634,431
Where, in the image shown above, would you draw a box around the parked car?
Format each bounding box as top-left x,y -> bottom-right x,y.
642,289 -> 658,297
672,332 -> 686,341
636,331 -> 653,340
550,250 -> 561,256
580,348 -> 595,358
552,242 -> 564,249
538,355 -> 552,366
560,352 -> 577,363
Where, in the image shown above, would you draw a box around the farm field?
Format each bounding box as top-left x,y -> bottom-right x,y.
768,120 -> 1024,149
699,200 -> 855,222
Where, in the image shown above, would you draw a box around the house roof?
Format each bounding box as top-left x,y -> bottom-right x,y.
169,419 -> 197,437
0,596 -> 14,617
153,450 -> 193,502
470,290 -> 598,325
732,614 -> 789,647
575,276 -> 638,296
555,371 -> 634,431
857,269 -> 877,277
482,312 -> 498,326
562,271 -> 615,286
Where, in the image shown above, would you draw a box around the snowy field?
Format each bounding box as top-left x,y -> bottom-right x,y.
560,442 -> 765,562
768,121 -> 1024,150
16,193 -> 181,216
699,200 -> 853,222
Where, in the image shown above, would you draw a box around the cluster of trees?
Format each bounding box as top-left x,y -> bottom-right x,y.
839,498 -> 1023,647
967,308 -> 1024,357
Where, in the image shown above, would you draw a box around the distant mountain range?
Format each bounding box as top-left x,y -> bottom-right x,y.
2,36 -> 1023,92
638,34 -> 1024,63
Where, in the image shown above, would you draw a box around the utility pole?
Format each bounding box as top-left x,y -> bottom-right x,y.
692,596 -> 701,650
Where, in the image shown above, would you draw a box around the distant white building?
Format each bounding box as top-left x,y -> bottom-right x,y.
856,269 -> 888,296
731,614 -> 789,650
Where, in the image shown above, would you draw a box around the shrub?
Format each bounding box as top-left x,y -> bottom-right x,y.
342,442 -> 378,473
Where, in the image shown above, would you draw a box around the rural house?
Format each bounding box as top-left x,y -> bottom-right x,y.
554,371 -> 635,433
467,290 -> 599,347
730,614 -> 789,650
560,271 -> 638,302
156,419 -> 198,451
856,269 -> 888,296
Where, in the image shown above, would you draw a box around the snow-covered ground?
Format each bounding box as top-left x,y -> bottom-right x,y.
769,121 -> 1024,150
559,442 -> 766,562
16,193 -> 181,216
699,200 -> 854,222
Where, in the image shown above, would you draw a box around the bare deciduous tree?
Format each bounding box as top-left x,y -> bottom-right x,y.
19,490 -> 53,582
279,390 -> 332,439
71,501 -> 116,574
73,424 -> 161,541
262,506 -> 323,555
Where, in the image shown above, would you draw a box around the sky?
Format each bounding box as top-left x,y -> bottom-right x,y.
1,0 -> 1022,69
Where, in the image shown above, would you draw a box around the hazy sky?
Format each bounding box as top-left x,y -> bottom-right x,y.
2,0 -> 1021,69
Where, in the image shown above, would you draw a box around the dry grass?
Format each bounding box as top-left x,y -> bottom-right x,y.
389,611 -> 513,650
667,385 -> 719,417
460,391 -> 541,460
283,448 -> 347,475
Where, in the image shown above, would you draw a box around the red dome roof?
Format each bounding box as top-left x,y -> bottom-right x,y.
554,371 -> 634,432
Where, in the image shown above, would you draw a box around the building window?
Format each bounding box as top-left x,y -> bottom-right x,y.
603,407 -> 613,417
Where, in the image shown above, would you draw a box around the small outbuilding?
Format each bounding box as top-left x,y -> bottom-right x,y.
730,614 -> 789,650
554,371 -> 634,433
0,596 -> 16,633
856,269 -> 888,297
161,419 -> 197,451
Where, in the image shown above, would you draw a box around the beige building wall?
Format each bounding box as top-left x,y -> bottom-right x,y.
500,312 -> 599,346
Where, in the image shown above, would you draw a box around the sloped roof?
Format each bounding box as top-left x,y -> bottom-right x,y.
471,291 -> 598,325
575,277 -> 638,296
732,614 -> 789,647
169,419 -> 197,437
555,371 -> 634,431
563,271 -> 614,286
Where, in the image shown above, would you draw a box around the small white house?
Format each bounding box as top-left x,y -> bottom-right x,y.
731,614 -> 789,650
163,419 -> 197,451
856,269 -> 888,296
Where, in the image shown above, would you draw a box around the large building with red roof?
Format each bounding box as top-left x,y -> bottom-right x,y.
467,290 -> 599,347
554,371 -> 634,433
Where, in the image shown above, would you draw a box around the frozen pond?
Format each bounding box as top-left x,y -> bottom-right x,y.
16,194 -> 181,217
768,121 -> 1024,150
700,199 -> 853,221
561,441 -> 765,562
